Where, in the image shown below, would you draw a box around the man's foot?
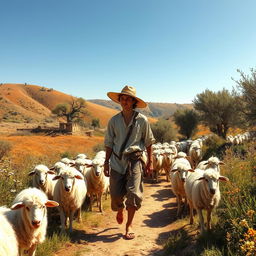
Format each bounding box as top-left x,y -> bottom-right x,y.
124,232 -> 135,240
116,210 -> 123,224
124,226 -> 135,240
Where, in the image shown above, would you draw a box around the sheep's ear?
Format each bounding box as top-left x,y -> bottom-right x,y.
28,171 -> 35,176
75,175 -> 83,180
203,162 -> 209,165
85,164 -> 93,167
47,171 -> 56,175
219,161 -> 225,165
70,163 -> 76,167
198,177 -> 205,180
171,168 -> 178,172
52,175 -> 61,180
219,176 -> 229,182
11,202 -> 24,210
45,200 -> 59,208
188,169 -> 194,172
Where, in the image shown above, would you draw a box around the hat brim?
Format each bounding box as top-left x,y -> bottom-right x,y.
107,92 -> 147,108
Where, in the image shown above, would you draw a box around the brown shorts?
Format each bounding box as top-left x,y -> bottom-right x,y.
109,160 -> 143,211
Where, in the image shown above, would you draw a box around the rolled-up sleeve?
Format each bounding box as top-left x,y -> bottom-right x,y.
104,118 -> 115,148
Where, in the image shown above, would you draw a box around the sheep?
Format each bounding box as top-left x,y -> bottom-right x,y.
188,141 -> 202,168
0,212 -> 18,256
49,161 -> 66,175
53,167 -> 87,232
75,153 -> 88,160
28,164 -> 57,199
170,157 -> 193,217
196,156 -> 224,173
162,148 -> 176,182
84,157 -> 109,212
1,187 -> 59,256
185,168 -> 229,233
72,158 -> 93,176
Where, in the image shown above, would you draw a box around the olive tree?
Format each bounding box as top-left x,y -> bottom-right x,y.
173,109 -> 199,139
193,89 -> 242,138
235,69 -> 256,126
151,119 -> 177,143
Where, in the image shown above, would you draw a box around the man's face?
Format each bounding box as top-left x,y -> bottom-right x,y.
120,95 -> 135,111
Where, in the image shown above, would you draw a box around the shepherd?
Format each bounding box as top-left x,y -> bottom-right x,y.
104,85 -> 155,240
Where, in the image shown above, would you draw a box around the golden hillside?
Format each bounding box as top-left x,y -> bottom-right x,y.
0,83 -> 118,127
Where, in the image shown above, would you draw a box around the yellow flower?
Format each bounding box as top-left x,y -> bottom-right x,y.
240,219 -> 249,228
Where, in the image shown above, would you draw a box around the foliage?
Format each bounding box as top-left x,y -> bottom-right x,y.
52,97 -> 88,123
173,109 -> 199,139
0,140 -> 12,160
193,89 -> 242,138
151,119 -> 177,143
91,118 -> 100,129
235,68 -> 256,126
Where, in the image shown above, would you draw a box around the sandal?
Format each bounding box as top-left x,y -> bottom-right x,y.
124,232 -> 135,240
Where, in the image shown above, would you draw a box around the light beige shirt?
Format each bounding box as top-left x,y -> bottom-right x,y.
104,111 -> 155,174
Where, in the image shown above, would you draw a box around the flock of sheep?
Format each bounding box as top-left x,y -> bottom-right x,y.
0,151 -> 109,256
0,130 -> 254,256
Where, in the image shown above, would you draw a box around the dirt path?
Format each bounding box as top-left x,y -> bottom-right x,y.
54,176 -> 179,256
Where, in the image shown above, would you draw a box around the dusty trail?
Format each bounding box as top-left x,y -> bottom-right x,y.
54,176 -> 179,256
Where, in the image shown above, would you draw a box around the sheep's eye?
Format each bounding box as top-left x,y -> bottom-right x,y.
61,177 -> 64,180
205,179 -> 208,182
26,207 -> 30,211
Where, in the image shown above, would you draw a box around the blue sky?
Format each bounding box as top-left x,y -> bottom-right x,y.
0,0 -> 255,103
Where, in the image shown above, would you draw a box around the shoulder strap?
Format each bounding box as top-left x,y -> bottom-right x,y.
117,112 -> 139,159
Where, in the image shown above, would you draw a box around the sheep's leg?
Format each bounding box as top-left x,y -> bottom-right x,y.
188,201 -> 194,224
69,211 -> 75,232
27,244 -> 37,256
197,209 -> 205,233
206,209 -> 212,231
176,195 -> 182,218
59,207 -> 66,232
77,207 -> 82,223
99,193 -> 103,212
89,195 -> 93,211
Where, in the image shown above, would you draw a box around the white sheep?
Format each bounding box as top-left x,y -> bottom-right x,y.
0,212 -> 18,256
73,158 -> 93,176
49,161 -> 66,175
188,141 -> 202,168
170,157 -> 193,217
85,157 -> 109,212
28,164 -> 56,199
53,167 -> 87,232
185,168 -> 229,233
196,156 -> 224,173
152,149 -> 164,183
162,147 -> 177,182
1,187 -> 58,256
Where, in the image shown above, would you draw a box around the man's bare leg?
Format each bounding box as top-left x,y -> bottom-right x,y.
116,208 -> 124,224
125,206 -> 136,239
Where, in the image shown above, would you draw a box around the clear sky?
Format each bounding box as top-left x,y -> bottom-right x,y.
0,0 -> 255,103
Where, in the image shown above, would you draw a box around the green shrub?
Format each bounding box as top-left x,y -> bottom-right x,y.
0,140 -> 12,160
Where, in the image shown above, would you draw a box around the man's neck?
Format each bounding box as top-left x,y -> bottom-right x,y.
122,109 -> 134,118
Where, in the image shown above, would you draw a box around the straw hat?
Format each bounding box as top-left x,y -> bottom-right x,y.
107,85 -> 147,108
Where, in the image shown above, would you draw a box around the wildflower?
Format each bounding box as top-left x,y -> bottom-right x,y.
246,210 -> 255,220
240,219 -> 249,228
10,189 -> 16,193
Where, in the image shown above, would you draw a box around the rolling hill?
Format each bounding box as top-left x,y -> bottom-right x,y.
88,99 -> 193,118
0,83 -> 118,127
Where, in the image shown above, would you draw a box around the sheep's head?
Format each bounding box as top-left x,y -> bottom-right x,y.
11,188 -> 58,229
28,165 -> 55,185
198,169 -> 229,195
171,163 -> 194,182
53,168 -> 83,192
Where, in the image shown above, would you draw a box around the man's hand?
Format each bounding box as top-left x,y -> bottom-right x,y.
103,163 -> 110,177
145,160 -> 153,177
